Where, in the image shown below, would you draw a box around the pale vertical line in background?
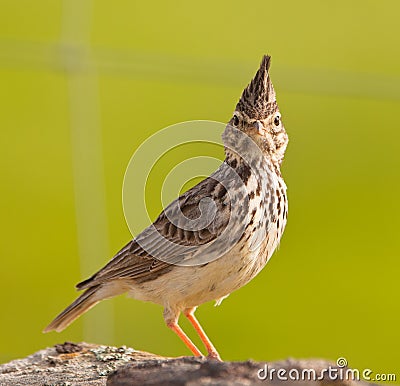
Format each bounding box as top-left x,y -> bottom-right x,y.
60,0 -> 114,343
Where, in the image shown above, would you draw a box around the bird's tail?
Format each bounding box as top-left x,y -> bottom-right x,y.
43,285 -> 102,333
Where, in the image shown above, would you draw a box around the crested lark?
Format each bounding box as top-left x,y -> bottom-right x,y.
44,55 -> 289,361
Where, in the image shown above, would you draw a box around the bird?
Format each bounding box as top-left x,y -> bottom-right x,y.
44,55 -> 289,361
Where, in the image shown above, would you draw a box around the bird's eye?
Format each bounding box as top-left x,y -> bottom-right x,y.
274,115 -> 281,127
232,115 -> 239,126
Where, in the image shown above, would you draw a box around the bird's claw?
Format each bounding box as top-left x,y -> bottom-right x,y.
207,352 -> 222,361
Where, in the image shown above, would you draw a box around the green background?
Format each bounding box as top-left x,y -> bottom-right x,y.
1,0 -> 399,380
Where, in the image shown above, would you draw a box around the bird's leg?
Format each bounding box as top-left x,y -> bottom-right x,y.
166,317 -> 203,357
184,307 -> 221,361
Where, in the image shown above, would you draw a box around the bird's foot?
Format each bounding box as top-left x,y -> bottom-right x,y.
207,351 -> 222,361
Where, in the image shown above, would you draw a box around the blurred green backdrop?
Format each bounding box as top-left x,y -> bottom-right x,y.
1,0 -> 399,379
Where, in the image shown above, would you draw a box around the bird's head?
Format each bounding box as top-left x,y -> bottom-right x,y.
224,55 -> 288,165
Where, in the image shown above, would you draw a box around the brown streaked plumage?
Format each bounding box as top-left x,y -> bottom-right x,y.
44,55 -> 289,361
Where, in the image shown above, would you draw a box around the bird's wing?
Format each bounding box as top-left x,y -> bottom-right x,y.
77,163 -> 248,289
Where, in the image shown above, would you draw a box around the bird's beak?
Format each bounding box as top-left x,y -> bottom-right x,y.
254,120 -> 266,136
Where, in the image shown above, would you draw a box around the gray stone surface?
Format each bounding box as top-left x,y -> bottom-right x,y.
0,342 -> 379,386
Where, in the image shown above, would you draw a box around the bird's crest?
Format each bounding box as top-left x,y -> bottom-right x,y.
235,55 -> 277,120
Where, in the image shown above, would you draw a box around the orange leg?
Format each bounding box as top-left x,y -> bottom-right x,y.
167,321 -> 203,357
184,308 -> 221,361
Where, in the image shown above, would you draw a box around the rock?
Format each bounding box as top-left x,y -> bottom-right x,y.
0,343 -> 378,386
107,357 -> 378,386
0,342 -> 162,385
